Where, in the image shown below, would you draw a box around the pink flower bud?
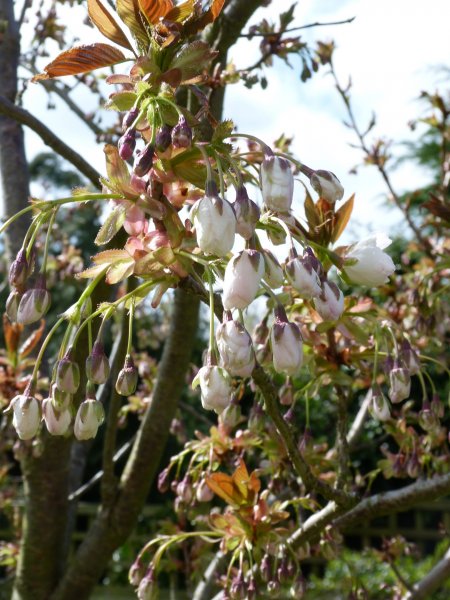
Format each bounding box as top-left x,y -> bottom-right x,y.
233,186 -> 260,239
196,477 -> 214,502
116,354 -> 138,396
157,467 -> 171,493
176,477 -> 193,504
74,398 -> 105,440
118,130 -> 136,161
137,568 -> 155,600
42,398 -> 71,436
222,250 -> 264,310
368,389 -> 391,421
86,341 -> 110,385
401,340 -> 421,376
388,365 -> 411,403
56,348 -> 80,394
216,318 -> 255,377
344,234 -> 395,287
192,365 -> 231,414
310,169 -> 344,203
9,249 -> 29,290
123,204 -> 148,236
17,278 -> 51,325
314,280 -> 344,321
122,107 -> 139,131
171,115 -> 192,148
261,154 -> 294,212
286,252 -> 322,299
271,308 -> 303,376
191,182 -> 236,256
133,144 -> 154,177
262,250 -> 284,289
6,290 -> 21,322
10,393 -> 41,440
155,124 -> 172,152
129,559 -> 145,587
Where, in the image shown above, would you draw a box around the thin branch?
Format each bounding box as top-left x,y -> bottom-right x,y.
389,559 -> 413,593
238,16 -> 356,38
68,437 -> 135,502
193,551 -> 226,600
17,0 -> 31,28
288,501 -> 343,547
404,546 -> 450,600
347,390 -> 371,450
0,95 -> 101,189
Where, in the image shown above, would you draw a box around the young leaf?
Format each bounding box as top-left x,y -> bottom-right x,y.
116,0 -> 150,48
105,91 -> 137,111
331,194 -> 355,244
19,320 -> 45,360
170,41 -> 217,83
138,0 -> 173,25
105,258 -> 135,284
87,0 -> 134,52
164,0 -> 195,23
32,44 -> 128,81
95,204 -> 127,245
3,315 -> 23,357
92,249 -> 131,264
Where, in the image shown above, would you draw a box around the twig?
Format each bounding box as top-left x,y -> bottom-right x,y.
0,95 -> 101,189
389,559 -> 413,593
404,546 -> 450,599
238,16 -> 356,38
347,390 -> 371,450
288,501 -> 343,547
193,551 -> 226,600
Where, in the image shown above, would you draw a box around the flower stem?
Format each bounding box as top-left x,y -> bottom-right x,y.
40,209 -> 58,274
206,267 -> 217,361
127,297 -> 135,355
31,316 -> 66,384
196,144 -> 214,183
228,132 -> 271,154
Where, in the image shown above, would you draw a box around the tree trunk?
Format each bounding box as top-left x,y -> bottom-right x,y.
0,0 -> 30,258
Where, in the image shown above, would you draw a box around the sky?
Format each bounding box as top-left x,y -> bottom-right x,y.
3,0 -> 449,243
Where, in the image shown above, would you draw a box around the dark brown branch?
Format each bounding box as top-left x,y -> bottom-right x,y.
238,16 -> 356,38
0,95 -> 101,189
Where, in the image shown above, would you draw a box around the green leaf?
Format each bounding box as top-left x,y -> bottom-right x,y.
95,204 -> 127,245
105,258 -> 135,284
105,91 -> 137,111
170,41 -> 217,83
92,249 -> 130,264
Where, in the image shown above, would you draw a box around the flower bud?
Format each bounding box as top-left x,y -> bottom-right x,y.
155,124 -> 172,152
388,364 -> 411,403
261,154 -> 294,212
401,340 -> 421,376
133,143 -> 154,177
220,403 -> 241,428
122,107 -> 139,131
6,290 -> 21,322
9,249 -> 29,290
17,278 -> 51,325
260,554 -> 272,582
42,398 -> 71,436
344,234 -> 395,287
233,186 -> 260,239
431,394 -> 444,419
171,115 -> 192,148
176,477 -> 193,504
271,307 -> 303,376
116,354 -> 138,396
310,169 -> 344,203
51,383 -> 72,410
314,280 -> 344,321
191,182 -> 236,256
222,250 -> 264,311
74,398 -> 105,440
418,402 -> 439,432
368,388 -> 391,421
263,250 -> 284,289
123,204 -> 148,236
129,559 -> 145,587
286,251 -> 322,299
10,393 -> 41,440
137,567 -> 156,600
217,317 -> 255,377
196,477 -> 214,502
118,130 -> 136,161
157,467 -> 170,493
86,341 -> 110,385
267,580 -> 280,596
192,365 -> 231,414
56,348 -> 80,394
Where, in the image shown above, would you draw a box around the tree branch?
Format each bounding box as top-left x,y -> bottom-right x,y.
0,95 -> 101,189
238,16 -> 356,38
404,546 -> 450,600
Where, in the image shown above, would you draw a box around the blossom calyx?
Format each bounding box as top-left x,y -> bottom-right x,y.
388,364 -> 411,403
118,130 -> 136,161
17,277 -> 51,325
116,354 -> 138,396
9,249 -> 29,290
192,365 -> 232,414
286,250 -> 322,299
191,181 -> 236,256
86,341 -> 110,385
368,388 -> 391,422
222,250 -> 264,311
263,250 -> 284,289
233,186 -> 260,240
133,144 -> 154,177
344,234 -> 395,287
261,154 -> 294,212
56,348 -> 80,394
10,392 -> 41,440
51,382 -> 72,410
171,115 -> 192,148
310,169 -> 344,203
6,290 -> 21,322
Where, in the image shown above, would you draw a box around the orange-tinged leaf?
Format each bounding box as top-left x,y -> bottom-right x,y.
19,320 -> 45,359
331,194 -> 354,244
164,0 -> 194,22
210,0 -> 225,19
117,0 -> 149,48
3,314 -> 23,356
184,0 -> 225,35
138,0 -> 173,25
87,0 -> 134,52
206,473 -> 242,508
105,258 -> 135,284
92,249 -> 131,264
32,44 -> 127,81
